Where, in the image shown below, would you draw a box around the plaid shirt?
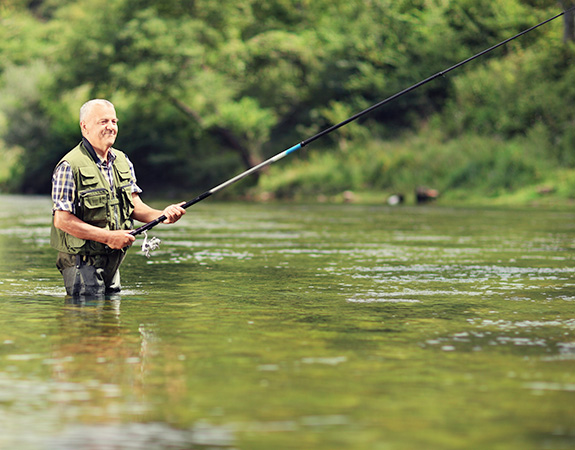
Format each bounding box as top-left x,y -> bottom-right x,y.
52,143 -> 142,214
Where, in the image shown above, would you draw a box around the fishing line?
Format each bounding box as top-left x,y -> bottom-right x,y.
131,6 -> 573,243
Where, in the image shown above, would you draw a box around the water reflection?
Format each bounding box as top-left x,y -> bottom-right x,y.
46,421 -> 235,450
3,296 -> 237,449
51,296 -> 148,411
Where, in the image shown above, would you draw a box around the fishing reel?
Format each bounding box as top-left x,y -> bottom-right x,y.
141,230 -> 161,258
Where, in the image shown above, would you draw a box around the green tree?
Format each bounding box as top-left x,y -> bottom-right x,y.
52,0 -> 278,171
0,0 -> 571,198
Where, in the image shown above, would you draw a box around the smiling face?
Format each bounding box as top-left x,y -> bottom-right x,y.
80,102 -> 118,157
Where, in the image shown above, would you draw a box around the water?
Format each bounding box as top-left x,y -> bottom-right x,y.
1,195 -> 574,449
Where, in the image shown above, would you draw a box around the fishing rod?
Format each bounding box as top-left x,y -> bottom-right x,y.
131,6 -> 571,239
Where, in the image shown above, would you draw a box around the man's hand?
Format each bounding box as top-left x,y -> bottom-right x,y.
105,230 -> 136,250
132,195 -> 186,225
54,210 -> 136,249
162,202 -> 186,224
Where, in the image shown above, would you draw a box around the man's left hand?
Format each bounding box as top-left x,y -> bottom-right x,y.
162,202 -> 186,224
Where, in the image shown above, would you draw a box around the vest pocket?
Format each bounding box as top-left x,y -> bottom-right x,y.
80,188 -> 109,225
79,166 -> 99,185
117,168 -> 135,226
118,182 -> 134,224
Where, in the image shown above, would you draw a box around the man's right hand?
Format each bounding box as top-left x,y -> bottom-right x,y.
106,230 -> 136,250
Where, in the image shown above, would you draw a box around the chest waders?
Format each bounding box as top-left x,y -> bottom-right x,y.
51,142 -> 135,297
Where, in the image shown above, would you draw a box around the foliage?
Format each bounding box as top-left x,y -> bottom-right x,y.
0,0 -> 573,205
440,40 -> 575,167
259,124 -> 554,203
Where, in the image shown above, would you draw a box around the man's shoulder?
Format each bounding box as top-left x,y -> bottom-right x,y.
59,142 -> 88,163
110,147 -> 128,160
110,148 -> 132,169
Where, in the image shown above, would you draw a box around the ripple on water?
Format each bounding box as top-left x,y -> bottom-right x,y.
468,318 -> 575,331
422,317 -> 575,354
341,264 -> 575,278
347,291 -> 421,303
192,249 -> 254,263
348,287 -> 488,302
44,422 -> 234,450
423,332 -> 550,352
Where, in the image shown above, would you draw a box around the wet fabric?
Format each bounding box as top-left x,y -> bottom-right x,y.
56,251 -> 125,297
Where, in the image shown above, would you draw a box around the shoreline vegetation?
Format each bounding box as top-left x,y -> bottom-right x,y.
1,1 -> 575,209
249,128 -> 575,209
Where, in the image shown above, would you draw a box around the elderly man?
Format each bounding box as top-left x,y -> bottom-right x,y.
51,99 -> 186,296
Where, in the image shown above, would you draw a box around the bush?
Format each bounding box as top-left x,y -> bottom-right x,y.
257,125 -> 555,203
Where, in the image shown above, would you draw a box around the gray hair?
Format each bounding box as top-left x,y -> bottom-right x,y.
79,99 -> 115,124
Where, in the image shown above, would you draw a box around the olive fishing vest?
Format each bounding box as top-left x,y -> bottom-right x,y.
50,142 -> 135,255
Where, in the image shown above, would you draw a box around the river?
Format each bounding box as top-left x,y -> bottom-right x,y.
0,195 -> 574,449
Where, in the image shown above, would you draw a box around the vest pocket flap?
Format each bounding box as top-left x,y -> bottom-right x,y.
81,189 -> 108,209
117,168 -> 132,181
79,166 -> 99,185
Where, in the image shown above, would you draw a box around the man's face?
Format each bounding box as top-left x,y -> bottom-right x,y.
81,103 -> 118,155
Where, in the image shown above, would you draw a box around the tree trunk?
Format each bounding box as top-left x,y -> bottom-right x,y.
169,97 -> 261,178
559,1 -> 575,42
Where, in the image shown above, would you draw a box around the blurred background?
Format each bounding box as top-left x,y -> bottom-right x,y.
1,0 -> 574,205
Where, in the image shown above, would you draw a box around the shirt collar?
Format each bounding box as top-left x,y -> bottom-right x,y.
82,137 -> 116,166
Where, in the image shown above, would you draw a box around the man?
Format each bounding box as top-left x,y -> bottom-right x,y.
51,99 -> 186,296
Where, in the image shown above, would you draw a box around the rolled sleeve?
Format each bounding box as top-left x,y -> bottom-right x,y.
51,161 -> 76,213
125,155 -> 143,194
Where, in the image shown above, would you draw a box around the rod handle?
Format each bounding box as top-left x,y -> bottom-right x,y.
130,216 -> 166,236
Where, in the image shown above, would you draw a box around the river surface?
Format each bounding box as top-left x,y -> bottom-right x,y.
0,194 -> 574,449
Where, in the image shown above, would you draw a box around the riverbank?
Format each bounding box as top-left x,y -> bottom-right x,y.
244,185 -> 575,208
252,131 -> 575,209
